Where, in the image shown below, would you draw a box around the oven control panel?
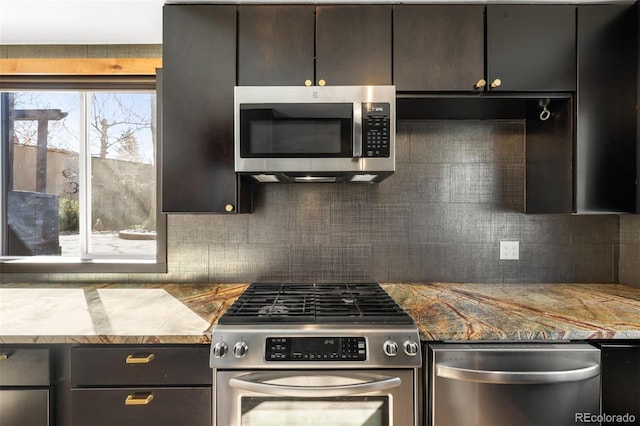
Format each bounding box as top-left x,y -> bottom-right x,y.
266,337 -> 366,361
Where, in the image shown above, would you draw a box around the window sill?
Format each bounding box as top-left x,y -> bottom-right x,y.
0,257 -> 167,274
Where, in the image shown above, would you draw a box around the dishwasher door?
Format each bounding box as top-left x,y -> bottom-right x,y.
429,343 -> 601,426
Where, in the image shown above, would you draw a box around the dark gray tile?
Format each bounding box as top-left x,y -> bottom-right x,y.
289,244 -> 373,282
569,215 -> 619,244
208,244 -> 291,282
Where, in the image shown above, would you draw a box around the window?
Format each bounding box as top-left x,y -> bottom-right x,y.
1,83 -> 165,273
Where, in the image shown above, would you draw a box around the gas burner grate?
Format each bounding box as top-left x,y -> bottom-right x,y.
219,282 -> 413,325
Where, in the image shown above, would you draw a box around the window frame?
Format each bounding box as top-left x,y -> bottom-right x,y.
0,75 -> 166,273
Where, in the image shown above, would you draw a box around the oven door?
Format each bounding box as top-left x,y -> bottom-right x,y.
215,369 -> 416,426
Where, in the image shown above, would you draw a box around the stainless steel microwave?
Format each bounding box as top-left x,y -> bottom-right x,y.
234,85 -> 395,183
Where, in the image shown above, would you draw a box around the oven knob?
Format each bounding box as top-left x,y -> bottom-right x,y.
212,342 -> 228,358
403,340 -> 419,356
233,341 -> 249,358
383,340 -> 399,357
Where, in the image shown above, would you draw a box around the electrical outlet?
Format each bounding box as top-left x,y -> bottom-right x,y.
500,241 -> 519,260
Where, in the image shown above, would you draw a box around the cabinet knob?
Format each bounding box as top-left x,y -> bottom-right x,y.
490,78 -> 502,88
474,79 -> 486,90
225,204 -> 235,212
318,79 -> 326,87
305,79 -> 312,86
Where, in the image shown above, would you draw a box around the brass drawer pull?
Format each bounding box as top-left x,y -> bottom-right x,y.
125,393 -> 154,406
125,354 -> 155,364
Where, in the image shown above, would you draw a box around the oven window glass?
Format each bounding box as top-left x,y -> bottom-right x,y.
240,103 -> 353,158
241,397 -> 388,426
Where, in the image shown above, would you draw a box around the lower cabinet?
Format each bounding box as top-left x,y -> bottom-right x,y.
0,347 -> 51,426
0,389 -> 50,426
69,345 -> 212,426
598,343 -> 640,425
70,388 -> 210,426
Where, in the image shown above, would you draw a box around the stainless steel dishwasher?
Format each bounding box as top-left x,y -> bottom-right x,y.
428,343 -> 601,426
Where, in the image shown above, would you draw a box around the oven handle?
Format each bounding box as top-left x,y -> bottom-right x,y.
229,372 -> 402,397
436,362 -> 600,385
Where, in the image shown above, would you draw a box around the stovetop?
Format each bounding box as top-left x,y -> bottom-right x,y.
218,282 -> 414,325
211,283 -> 421,369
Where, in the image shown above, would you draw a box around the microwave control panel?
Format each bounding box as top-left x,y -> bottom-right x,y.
266,337 -> 366,361
362,103 -> 391,158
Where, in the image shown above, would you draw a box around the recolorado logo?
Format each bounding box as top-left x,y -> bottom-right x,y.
575,412 -> 636,423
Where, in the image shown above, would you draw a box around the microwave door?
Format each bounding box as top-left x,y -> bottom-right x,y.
239,103 -> 354,158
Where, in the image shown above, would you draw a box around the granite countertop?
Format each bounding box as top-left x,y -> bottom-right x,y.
0,283 -> 247,344
383,283 -> 640,341
1,282 -> 639,344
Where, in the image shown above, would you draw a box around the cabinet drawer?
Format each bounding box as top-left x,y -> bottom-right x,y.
70,346 -> 211,386
0,347 -> 50,386
70,387 -> 211,426
0,389 -> 50,426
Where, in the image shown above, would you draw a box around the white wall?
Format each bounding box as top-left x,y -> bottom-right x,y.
0,0 -> 163,44
0,0 -> 631,45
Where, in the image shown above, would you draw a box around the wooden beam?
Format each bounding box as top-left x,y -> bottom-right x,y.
0,58 -> 161,75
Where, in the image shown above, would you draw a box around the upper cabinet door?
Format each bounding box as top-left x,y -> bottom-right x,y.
393,5 -> 484,92
238,5 -> 315,86
162,5 -> 241,213
316,5 -> 392,86
575,4 -> 638,213
487,5 -> 576,92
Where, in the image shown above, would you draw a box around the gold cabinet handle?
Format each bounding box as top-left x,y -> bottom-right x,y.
125,353 -> 154,364
490,78 -> 502,88
474,79 -> 486,90
125,393 -> 154,406
225,204 -> 235,212
318,79 -> 326,86
304,79 -> 312,86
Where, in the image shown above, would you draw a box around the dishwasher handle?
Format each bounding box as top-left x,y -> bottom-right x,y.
436,362 -> 600,385
229,372 -> 401,397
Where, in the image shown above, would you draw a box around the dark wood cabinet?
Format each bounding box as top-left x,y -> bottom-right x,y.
162,5 -> 250,213
393,5 -> 484,92
238,5 -> 314,86
69,345 -> 211,426
576,4 -> 638,213
394,5 -> 575,93
487,5 -> 576,92
315,6 -> 392,86
598,343 -> 640,424
0,347 -> 50,426
238,5 -> 392,86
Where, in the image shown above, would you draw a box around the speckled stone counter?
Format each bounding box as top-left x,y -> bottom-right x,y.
383,283 -> 640,341
1,282 -> 639,344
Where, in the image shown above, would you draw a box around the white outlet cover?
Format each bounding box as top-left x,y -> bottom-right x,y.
500,241 -> 520,260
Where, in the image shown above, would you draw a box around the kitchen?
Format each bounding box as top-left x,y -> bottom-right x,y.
1,0 -> 640,425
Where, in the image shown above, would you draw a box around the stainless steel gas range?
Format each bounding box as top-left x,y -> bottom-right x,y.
210,282 -> 422,426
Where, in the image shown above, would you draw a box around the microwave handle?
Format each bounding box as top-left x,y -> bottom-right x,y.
229,372 -> 401,397
353,103 -> 363,158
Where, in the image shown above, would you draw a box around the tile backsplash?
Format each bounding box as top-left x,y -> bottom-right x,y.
167,120 -> 621,284
3,119 -> 629,285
